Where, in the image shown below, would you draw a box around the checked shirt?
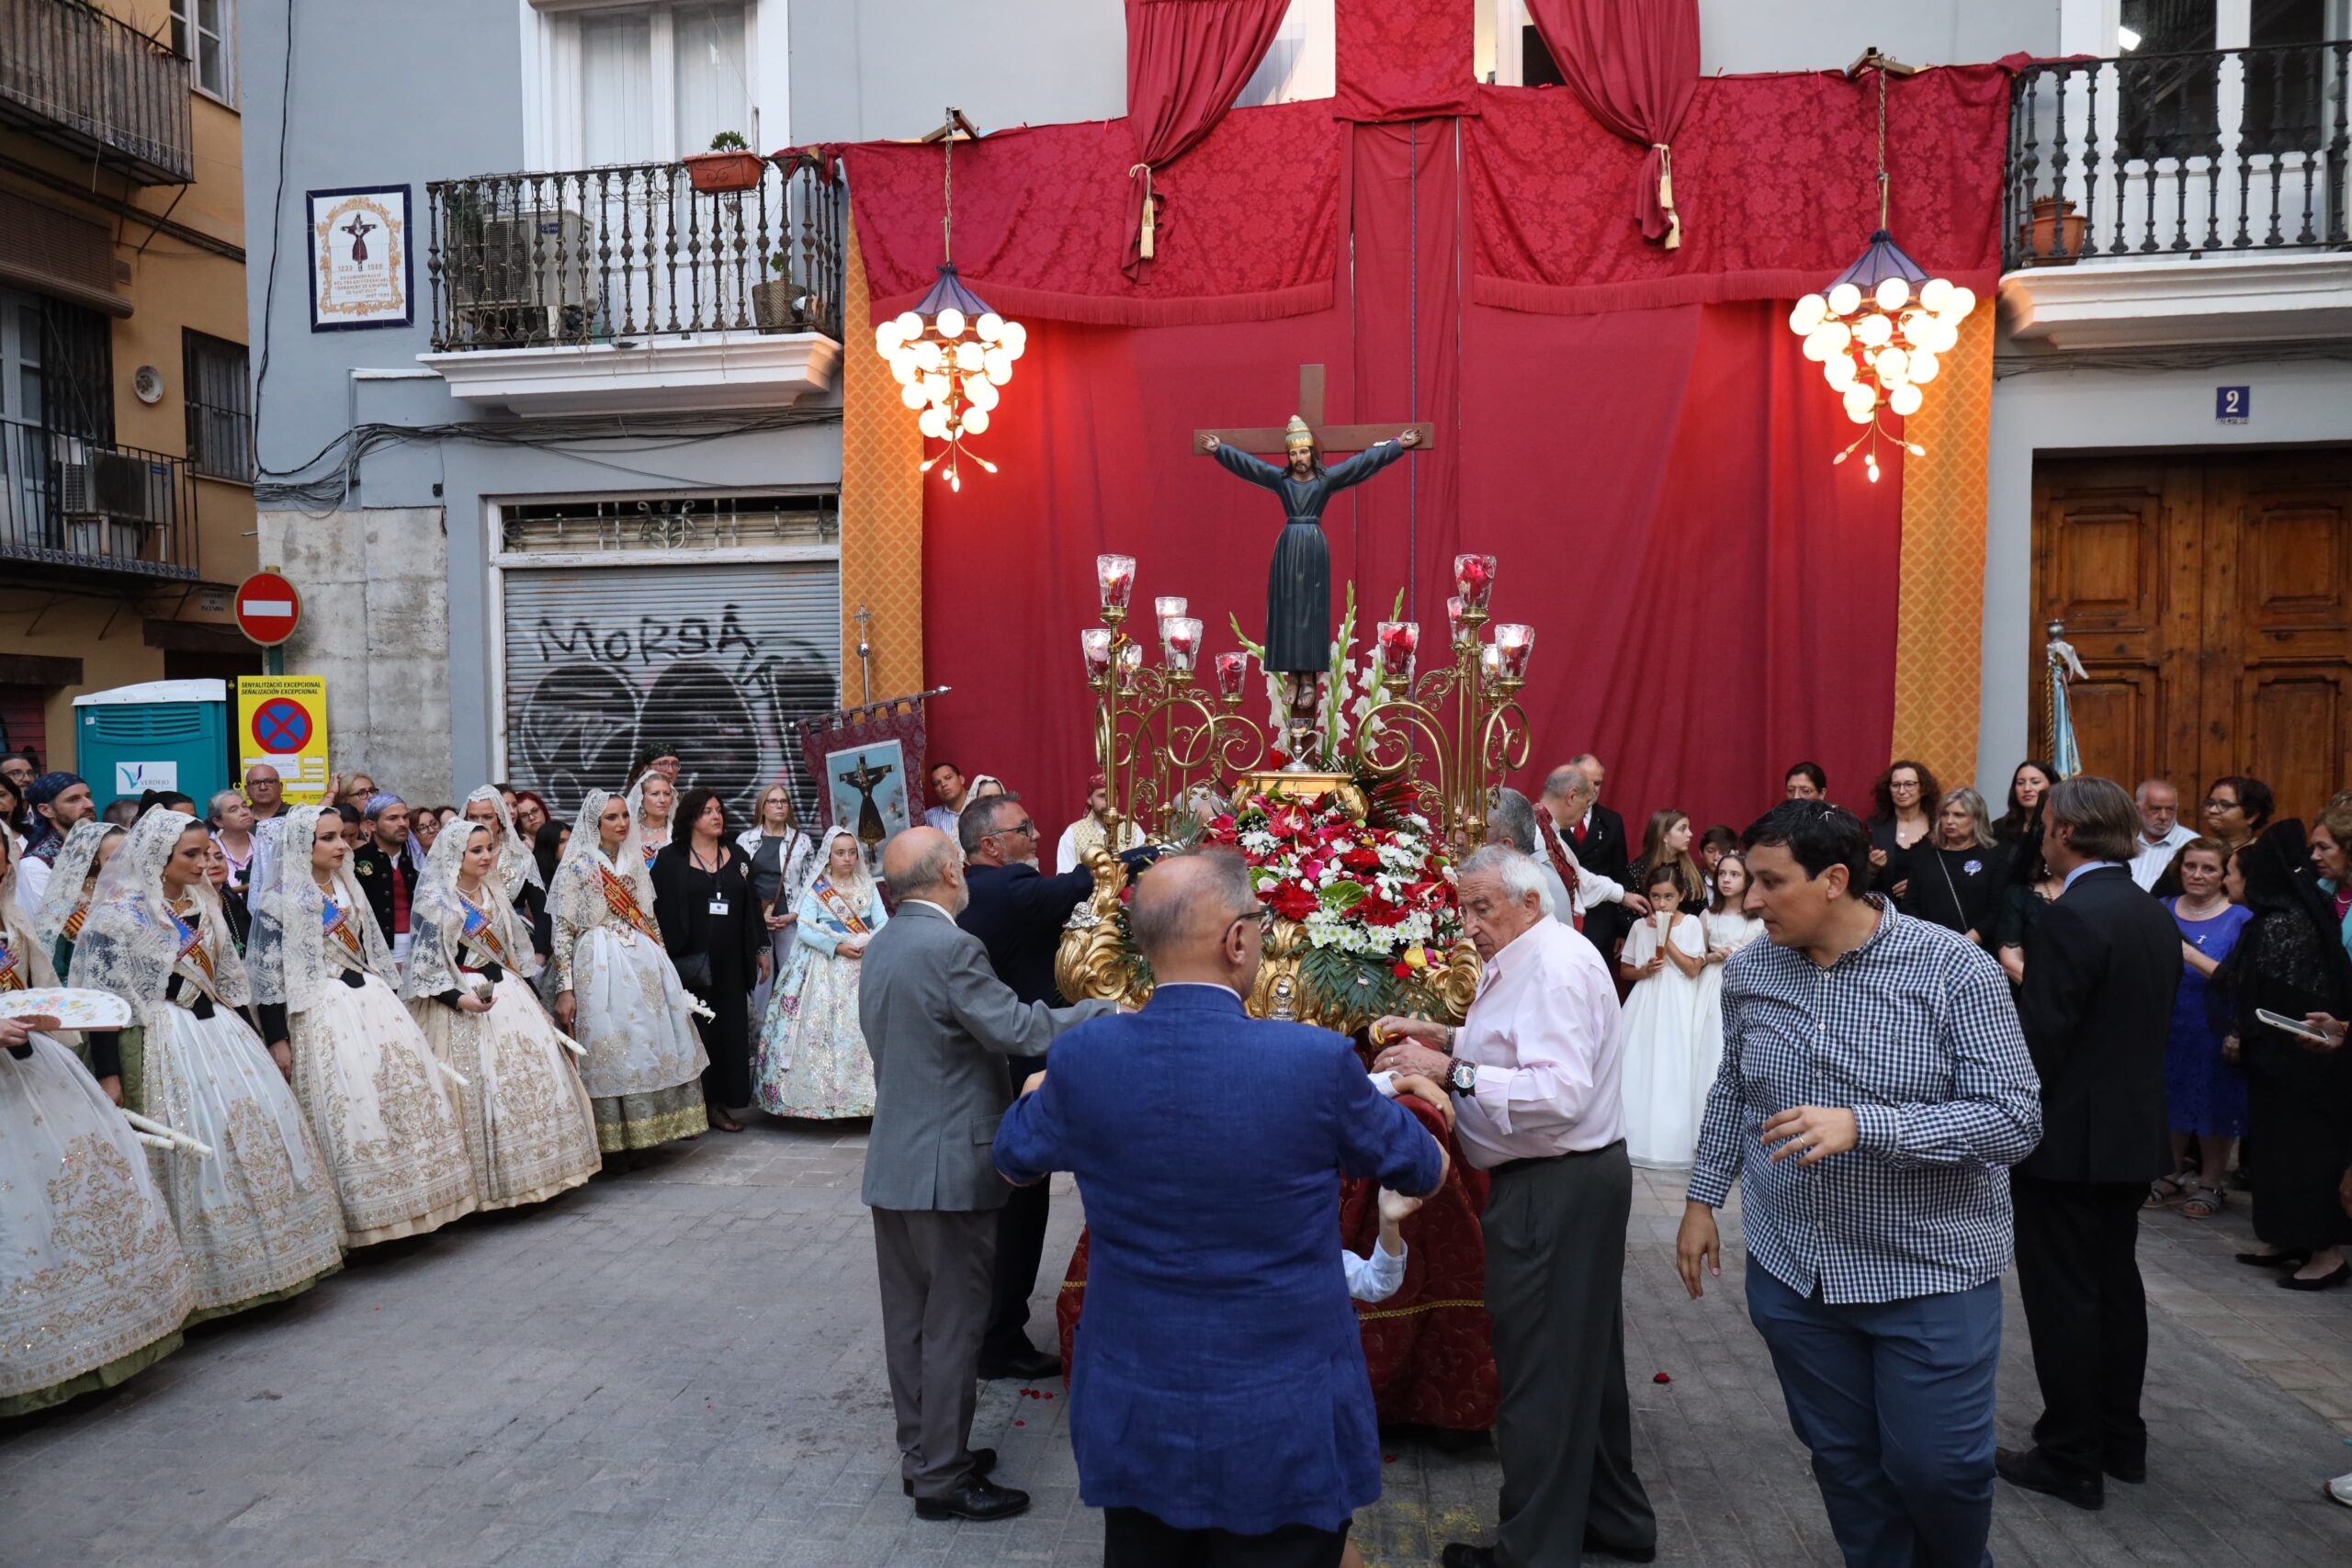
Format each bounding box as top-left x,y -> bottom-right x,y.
1687,897 -> 2042,1304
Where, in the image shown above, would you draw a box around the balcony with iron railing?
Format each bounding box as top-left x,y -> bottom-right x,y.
0,0 -> 195,186
420,152 -> 846,415
0,418 -> 198,583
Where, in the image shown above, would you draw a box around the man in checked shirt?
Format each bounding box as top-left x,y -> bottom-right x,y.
1676,801 -> 2041,1568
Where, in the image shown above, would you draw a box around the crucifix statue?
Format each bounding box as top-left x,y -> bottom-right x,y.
1195,364 -> 1432,762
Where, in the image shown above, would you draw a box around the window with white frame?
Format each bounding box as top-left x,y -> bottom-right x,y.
170,0 -> 234,105
1236,0 -> 1335,107
537,1 -> 753,167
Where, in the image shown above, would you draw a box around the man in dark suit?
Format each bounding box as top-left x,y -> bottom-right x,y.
994,849 -> 1445,1564
350,793 -> 418,966
956,790 -> 1145,1380
1545,756 -> 1633,954
861,827 -> 1114,1523
2000,775 -> 2182,1510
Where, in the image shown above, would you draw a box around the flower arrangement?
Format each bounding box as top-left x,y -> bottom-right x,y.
1201,771 -> 1461,1013
1229,583 -> 1408,769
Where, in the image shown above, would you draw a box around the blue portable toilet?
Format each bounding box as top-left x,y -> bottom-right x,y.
73,679 -> 232,810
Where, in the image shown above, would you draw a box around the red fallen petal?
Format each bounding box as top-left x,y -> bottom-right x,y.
1014,1419 -> 1025,1427
1043,1393 -> 1054,1400
1653,1372 -> 1671,1383
1383,1454 -> 1397,1463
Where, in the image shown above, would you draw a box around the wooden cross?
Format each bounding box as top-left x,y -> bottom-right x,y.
1193,363 -> 1438,456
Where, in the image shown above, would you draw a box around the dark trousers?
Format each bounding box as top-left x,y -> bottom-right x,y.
872,1206 -> 996,1499
2011,1176 -> 2149,1480
1102,1506 -> 1348,1568
982,1053 -> 1051,1361
1746,1266 -> 2001,1568
1483,1142 -> 1653,1568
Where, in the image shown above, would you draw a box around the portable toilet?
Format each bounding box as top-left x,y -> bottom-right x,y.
73,679 -> 232,809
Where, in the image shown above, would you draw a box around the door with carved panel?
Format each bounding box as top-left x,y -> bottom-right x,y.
2032,449 -> 2352,823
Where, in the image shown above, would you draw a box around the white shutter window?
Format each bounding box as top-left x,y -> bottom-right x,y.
501,560 -> 841,828
673,3 -> 752,155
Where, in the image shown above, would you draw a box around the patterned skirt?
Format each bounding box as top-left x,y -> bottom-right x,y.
0,1031 -> 197,1416
290,973 -> 478,1247
751,949 -> 874,1119
141,1002 -> 345,1317
572,927 -> 709,1152
409,974 -> 600,1210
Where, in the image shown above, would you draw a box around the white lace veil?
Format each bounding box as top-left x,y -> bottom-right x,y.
628,777 -> 675,859
30,818 -> 120,952
808,825 -> 877,912
249,804 -> 397,1012
74,807 -> 250,1011
567,788 -> 655,911
404,817 -> 537,1000
465,784 -> 543,900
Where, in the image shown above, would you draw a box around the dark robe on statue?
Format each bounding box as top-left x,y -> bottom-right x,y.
1212,439 -> 1408,673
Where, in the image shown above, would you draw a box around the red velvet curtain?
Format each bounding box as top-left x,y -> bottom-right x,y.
1524,0 -> 1700,246
1124,0 -> 1293,279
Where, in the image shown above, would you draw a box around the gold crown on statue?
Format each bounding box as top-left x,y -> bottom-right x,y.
1283,414 -> 1314,446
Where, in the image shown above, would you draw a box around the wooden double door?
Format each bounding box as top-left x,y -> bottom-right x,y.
2032,449 -> 2352,823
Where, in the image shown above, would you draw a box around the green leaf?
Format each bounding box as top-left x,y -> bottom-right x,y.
1319,879 -> 1366,909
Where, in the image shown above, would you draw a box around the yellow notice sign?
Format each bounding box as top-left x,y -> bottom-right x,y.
235,676 -> 331,805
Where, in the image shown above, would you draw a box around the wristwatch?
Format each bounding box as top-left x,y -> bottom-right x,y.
1446,1057 -> 1479,1096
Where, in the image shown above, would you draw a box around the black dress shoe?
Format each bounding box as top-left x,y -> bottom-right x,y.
1996,1446 -> 2103,1511
913,1474 -> 1030,1522
2103,1455 -> 2146,1484
2278,1259 -> 2351,1291
977,1345 -> 1061,1381
904,1449 -> 996,1496
1584,1532 -> 1658,1562
1439,1546 -> 1497,1568
2235,1248 -> 2310,1269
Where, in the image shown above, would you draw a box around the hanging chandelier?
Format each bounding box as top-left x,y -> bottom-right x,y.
873,108 -> 1026,491
1787,56 -> 1976,482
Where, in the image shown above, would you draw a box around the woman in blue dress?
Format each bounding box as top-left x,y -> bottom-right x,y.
2152,836 -> 2251,1218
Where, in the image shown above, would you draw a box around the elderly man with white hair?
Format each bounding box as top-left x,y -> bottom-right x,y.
1371,846 -> 1655,1568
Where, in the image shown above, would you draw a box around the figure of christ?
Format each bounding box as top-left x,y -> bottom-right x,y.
835,757 -> 897,847
1202,415 -> 1421,759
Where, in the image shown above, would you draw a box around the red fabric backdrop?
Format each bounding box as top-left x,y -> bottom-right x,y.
1123,0 -> 1292,281
841,65 -> 1999,837
1524,0 -> 1701,246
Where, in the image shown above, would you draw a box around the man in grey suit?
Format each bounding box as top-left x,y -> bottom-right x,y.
862,825 -> 1114,1523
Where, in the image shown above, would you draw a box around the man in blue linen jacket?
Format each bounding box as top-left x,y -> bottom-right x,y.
993,847 -> 1447,1566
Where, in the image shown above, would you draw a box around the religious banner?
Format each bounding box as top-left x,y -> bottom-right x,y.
794,690 -> 943,859
307,185 -> 413,330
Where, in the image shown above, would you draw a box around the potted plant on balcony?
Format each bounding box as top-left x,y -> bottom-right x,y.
752,252 -> 804,333
685,131 -> 766,195
2018,195 -> 2087,265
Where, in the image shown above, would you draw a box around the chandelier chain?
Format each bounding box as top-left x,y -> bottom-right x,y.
942,107 -> 955,265
1875,63 -> 1890,231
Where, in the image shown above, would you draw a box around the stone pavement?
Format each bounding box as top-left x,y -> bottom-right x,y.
5,1126 -> 2350,1568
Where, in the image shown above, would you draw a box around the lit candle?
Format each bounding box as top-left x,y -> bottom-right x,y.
1374,621 -> 1419,682
1453,553 -> 1497,610
1214,651 -> 1249,699
1097,553 -> 1136,611
1163,615 -> 1202,672
1080,627 -> 1113,680
1154,595 -> 1188,625
1493,622 -> 1534,681
1479,644 -> 1500,678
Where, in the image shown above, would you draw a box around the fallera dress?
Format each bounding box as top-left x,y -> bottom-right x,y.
752,853 -> 886,1119
1618,911 -> 1708,1169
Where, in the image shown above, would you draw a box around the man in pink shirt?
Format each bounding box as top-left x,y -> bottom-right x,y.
1373,845 -> 1656,1568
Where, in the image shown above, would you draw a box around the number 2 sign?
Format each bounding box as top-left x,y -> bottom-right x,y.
2216,386 -> 2250,424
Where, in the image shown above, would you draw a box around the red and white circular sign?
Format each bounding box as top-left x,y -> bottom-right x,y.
235,570 -> 302,647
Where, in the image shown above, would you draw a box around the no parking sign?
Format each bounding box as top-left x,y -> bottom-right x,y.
235,675 -> 332,805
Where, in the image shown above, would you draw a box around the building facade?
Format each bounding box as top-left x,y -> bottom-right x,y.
0,0 -> 259,778
239,0 -> 2352,818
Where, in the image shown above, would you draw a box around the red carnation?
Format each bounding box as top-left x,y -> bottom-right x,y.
1270,881 -> 1319,922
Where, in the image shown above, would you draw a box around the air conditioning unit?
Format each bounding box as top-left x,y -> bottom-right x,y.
58,450 -> 163,525
453,209 -> 594,346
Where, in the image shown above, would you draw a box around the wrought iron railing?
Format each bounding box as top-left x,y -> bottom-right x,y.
2006,41 -> 2351,267
426,152 -> 845,353
0,0 -> 195,186
0,418 -> 198,581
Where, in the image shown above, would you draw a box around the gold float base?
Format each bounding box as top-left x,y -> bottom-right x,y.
1234,770 -> 1368,820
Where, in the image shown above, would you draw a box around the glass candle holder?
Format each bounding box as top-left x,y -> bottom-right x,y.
1479,643 -> 1501,680
1162,616 -> 1202,672
1445,595 -> 1468,647
1080,627 -> 1114,681
1116,639 -> 1143,687
1453,552 -> 1497,610
1493,622 -> 1534,681
1374,620 -> 1419,683
1154,595 -> 1188,626
1097,553 -> 1136,612
1213,651 -> 1249,700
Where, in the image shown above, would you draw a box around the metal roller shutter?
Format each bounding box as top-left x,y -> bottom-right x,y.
501,560 -> 840,827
